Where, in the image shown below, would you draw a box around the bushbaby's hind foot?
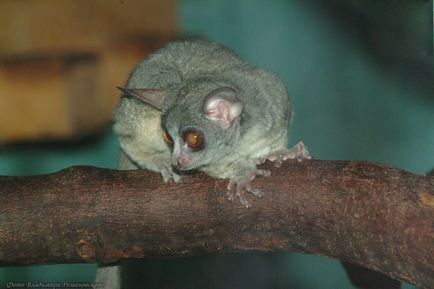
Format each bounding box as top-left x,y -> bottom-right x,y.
266,141 -> 312,168
227,168 -> 270,208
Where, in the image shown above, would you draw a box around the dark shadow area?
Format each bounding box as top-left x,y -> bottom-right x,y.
123,253 -> 290,289
308,0 -> 433,100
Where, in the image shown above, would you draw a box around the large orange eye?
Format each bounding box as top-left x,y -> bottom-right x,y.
163,130 -> 173,145
183,129 -> 204,151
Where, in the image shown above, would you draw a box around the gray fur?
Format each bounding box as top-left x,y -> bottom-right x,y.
113,39 -> 291,182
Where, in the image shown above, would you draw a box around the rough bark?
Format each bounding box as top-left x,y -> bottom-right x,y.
0,160 -> 432,288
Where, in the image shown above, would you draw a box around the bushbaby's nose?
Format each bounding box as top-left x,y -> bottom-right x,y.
172,156 -> 191,170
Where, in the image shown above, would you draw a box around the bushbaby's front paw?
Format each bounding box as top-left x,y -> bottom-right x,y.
227,168 -> 270,208
161,166 -> 182,183
266,141 -> 312,167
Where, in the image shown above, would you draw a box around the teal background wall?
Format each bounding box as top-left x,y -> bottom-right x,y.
0,0 -> 432,288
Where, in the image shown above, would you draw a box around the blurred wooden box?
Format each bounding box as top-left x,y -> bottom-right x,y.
0,0 -> 177,143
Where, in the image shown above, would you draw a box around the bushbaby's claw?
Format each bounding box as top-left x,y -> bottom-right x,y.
227,180 -> 235,202
245,184 -> 263,198
236,190 -> 251,208
227,191 -> 234,202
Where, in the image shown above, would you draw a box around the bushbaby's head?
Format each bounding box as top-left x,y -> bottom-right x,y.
163,79 -> 244,171
119,78 -> 244,171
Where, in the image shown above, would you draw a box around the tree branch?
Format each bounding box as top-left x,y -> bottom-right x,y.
0,160 -> 432,288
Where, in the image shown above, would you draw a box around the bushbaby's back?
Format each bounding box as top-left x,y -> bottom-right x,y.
127,40 -> 244,89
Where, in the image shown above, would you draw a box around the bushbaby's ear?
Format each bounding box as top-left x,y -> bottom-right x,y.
117,86 -> 165,110
203,87 -> 244,129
